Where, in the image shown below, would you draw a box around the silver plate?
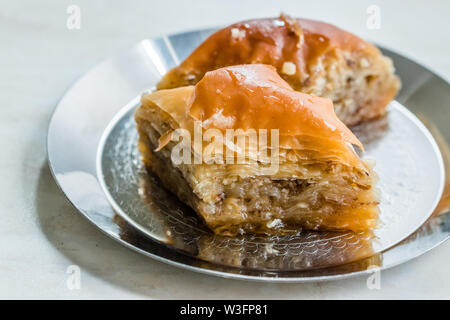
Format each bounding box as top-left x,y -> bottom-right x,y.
96,100 -> 443,271
48,28 -> 450,282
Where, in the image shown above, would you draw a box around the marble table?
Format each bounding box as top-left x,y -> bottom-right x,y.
1,0 -> 448,299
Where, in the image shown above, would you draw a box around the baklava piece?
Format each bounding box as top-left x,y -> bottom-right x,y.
157,14 -> 400,126
136,64 -> 379,236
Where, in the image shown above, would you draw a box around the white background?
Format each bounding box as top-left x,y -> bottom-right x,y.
0,0 -> 449,299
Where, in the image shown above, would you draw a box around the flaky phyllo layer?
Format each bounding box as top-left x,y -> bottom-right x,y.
135,64 -> 379,236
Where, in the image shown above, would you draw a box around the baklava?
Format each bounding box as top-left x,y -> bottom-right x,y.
157,14 -> 400,126
136,64 -> 378,236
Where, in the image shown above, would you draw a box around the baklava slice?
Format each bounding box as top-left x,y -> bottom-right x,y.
157,14 -> 400,126
136,64 -> 378,236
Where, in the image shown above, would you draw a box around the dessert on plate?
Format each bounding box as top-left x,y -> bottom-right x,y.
157,14 -> 400,126
135,64 -> 379,236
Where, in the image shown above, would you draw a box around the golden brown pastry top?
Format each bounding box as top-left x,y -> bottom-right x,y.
190,64 -> 363,150
139,64 -> 366,168
157,14 -> 380,90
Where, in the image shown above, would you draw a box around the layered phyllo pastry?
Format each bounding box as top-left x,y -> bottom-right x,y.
158,14 -> 400,126
136,64 -> 378,236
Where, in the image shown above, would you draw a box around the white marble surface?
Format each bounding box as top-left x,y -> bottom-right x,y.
0,0 -> 449,299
